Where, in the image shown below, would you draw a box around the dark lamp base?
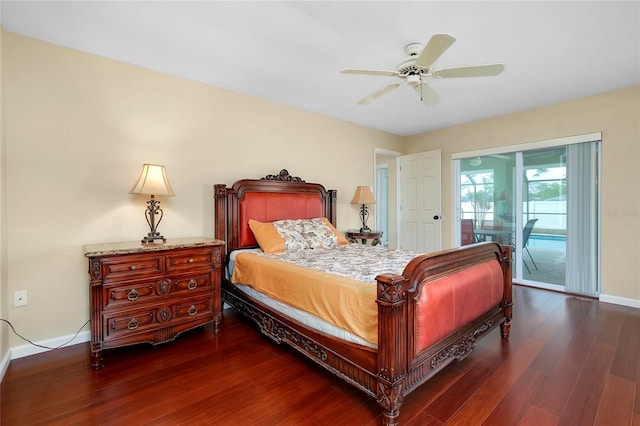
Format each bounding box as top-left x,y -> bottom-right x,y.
140,196 -> 167,244
141,233 -> 167,244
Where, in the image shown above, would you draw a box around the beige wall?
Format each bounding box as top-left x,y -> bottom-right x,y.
2,33 -> 403,348
0,26 -> 8,368
405,86 -> 640,302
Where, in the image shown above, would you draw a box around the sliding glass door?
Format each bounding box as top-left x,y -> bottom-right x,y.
454,135 -> 600,296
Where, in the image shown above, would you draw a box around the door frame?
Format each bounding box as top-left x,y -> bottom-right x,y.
374,148 -> 401,249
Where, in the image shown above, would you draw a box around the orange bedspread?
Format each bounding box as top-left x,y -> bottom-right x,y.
231,252 -> 378,345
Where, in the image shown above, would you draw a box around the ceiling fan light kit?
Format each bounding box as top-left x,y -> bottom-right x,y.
342,33 -> 504,106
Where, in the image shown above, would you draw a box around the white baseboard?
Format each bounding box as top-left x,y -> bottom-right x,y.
599,293 -> 640,309
0,349 -> 11,383
10,330 -> 91,360
8,310 -> 236,363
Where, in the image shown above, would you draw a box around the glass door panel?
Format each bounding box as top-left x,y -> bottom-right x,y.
521,148 -> 566,286
457,150 -> 566,287
458,153 -> 516,247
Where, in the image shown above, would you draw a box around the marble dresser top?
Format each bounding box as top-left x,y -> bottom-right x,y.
83,237 -> 224,257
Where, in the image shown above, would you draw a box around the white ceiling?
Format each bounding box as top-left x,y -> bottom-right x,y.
1,1 -> 639,136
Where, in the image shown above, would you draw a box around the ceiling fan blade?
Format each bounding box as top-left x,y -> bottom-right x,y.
416,34 -> 456,68
433,63 -> 505,78
415,81 -> 440,105
357,83 -> 401,105
341,68 -> 399,77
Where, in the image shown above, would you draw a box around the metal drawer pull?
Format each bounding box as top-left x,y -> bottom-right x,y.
188,305 -> 198,316
188,258 -> 194,263
187,279 -> 198,290
127,318 -> 139,330
127,289 -> 139,301
130,265 -> 137,271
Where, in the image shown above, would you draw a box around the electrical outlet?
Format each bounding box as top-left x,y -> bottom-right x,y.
14,290 -> 27,307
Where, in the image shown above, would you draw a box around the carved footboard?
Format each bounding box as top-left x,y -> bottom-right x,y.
375,242 -> 512,425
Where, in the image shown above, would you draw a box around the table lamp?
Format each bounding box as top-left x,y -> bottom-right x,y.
129,164 -> 175,243
351,185 -> 376,232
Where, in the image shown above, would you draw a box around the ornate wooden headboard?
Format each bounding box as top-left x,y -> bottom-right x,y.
214,169 -> 337,254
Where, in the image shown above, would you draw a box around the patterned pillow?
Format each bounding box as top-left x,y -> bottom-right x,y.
299,218 -> 342,249
271,219 -> 310,251
318,217 -> 349,245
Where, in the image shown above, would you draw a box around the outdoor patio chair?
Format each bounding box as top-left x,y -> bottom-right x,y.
461,219 -> 476,246
515,218 -> 539,273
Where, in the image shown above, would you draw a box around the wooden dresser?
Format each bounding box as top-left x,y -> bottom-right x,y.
84,237 -> 225,368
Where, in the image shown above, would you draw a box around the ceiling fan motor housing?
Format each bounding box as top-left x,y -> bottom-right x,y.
404,43 -> 423,56
397,43 -> 428,77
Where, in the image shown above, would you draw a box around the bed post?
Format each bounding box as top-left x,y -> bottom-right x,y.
214,184 -> 227,249
375,273 -> 409,426
499,245 -> 513,339
328,189 -> 337,227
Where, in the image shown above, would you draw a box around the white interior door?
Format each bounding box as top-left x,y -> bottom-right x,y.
400,150 -> 442,253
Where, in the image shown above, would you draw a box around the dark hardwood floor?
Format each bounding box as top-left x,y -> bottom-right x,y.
2,285 -> 640,425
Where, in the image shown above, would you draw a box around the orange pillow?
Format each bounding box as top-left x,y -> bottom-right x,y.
320,217 -> 349,245
248,220 -> 285,253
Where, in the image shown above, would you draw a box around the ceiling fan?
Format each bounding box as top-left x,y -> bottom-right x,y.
341,34 -> 504,106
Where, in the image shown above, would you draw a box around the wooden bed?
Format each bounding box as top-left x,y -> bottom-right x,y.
214,170 -> 512,425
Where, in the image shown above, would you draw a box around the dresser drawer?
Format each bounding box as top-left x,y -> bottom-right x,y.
103,297 -> 213,341
172,297 -> 212,321
103,281 -> 157,310
165,246 -> 220,272
101,255 -> 163,282
103,272 -> 213,310
104,309 -> 157,341
171,273 -> 213,295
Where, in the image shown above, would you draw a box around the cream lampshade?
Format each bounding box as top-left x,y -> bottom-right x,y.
351,186 -> 376,232
129,164 -> 175,243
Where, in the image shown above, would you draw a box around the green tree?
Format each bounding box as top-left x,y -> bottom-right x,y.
529,181 -> 565,200
468,189 -> 493,222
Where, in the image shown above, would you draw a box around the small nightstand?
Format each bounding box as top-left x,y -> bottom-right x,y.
346,229 -> 383,246
84,237 -> 224,368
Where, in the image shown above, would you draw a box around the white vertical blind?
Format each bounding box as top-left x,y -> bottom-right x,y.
565,141 -> 600,295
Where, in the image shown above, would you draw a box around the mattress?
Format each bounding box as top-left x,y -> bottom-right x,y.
227,249 -> 377,348
227,245 -> 417,348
